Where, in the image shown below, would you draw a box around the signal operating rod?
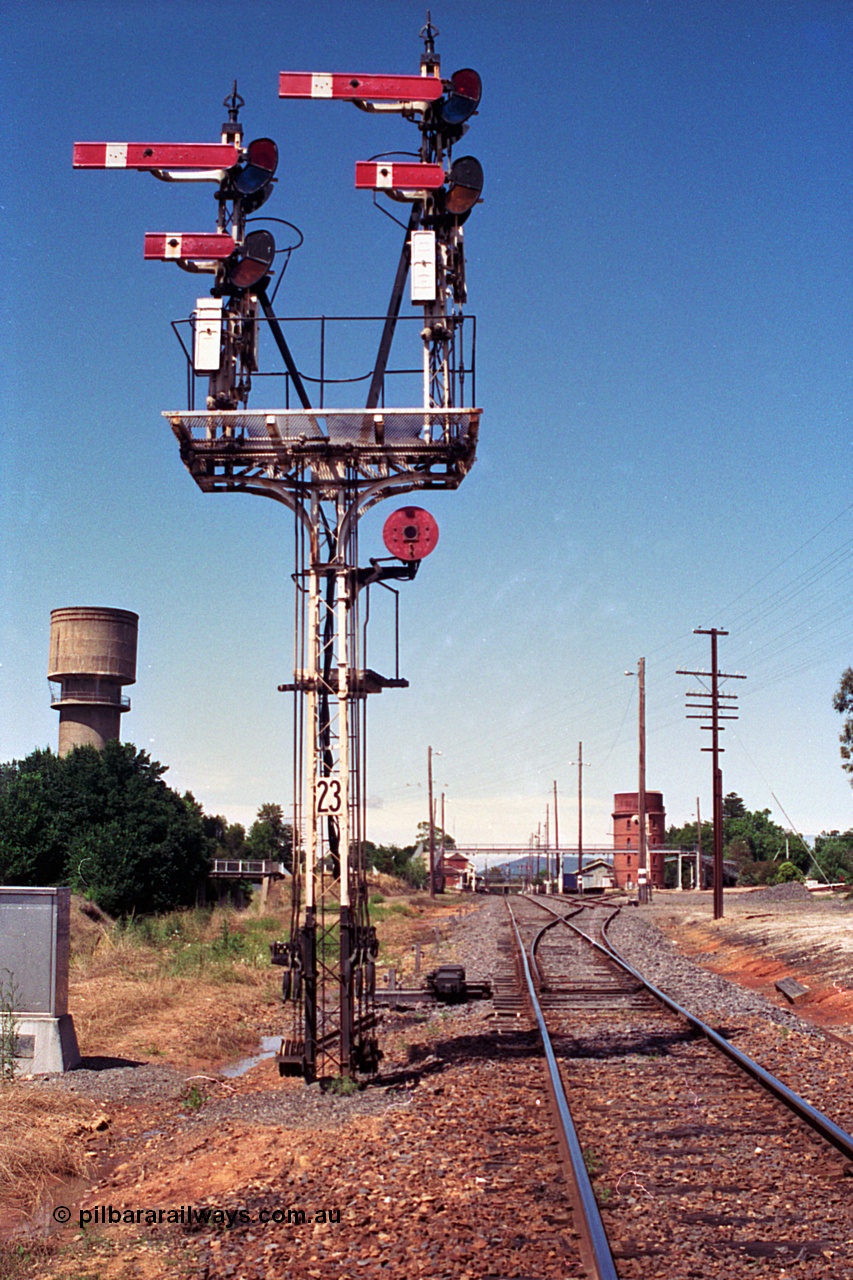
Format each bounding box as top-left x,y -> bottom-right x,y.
256,287 -> 313,410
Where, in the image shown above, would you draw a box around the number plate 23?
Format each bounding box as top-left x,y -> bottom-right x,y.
315,776 -> 344,815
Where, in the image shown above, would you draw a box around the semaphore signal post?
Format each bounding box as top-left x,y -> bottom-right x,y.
73,15 -> 483,1082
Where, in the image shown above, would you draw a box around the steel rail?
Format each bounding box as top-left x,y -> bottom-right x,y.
524,894 -> 853,1164
505,899 -> 618,1280
529,905 -> 586,987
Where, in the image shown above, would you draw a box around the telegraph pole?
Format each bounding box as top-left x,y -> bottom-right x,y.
696,796 -> 702,890
553,779 -> 559,891
544,803 -> 550,892
440,791 -> 446,884
577,743 -> 584,886
624,664 -> 649,901
570,744 -> 589,891
637,658 -> 648,903
678,630 -> 745,920
428,746 -> 436,899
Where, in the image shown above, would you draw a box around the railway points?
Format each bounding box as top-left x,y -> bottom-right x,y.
509,892 -> 853,1278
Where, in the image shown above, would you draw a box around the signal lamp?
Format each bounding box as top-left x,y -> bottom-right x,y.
224,137 -> 279,213
444,156 -> 483,214
234,137 -> 278,196
440,68 -> 482,126
225,229 -> 276,289
382,506 -> 440,561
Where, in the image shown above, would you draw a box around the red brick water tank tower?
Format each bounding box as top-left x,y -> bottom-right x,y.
612,791 -> 666,889
48,607 -> 138,755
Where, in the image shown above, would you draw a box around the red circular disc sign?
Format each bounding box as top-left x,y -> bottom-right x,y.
382,507 -> 440,561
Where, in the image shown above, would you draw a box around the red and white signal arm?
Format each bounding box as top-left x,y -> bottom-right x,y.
279,72 -> 442,102
383,507 -> 440,561
143,233 -> 236,261
355,162 -> 444,191
73,142 -> 240,170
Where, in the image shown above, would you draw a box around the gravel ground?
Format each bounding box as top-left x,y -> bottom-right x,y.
49,897 -> 585,1280
34,900 -> 506,1125
16,892 -> 853,1280
36,1061 -> 190,1103
560,890 -> 853,1144
607,908 -> 821,1032
38,889 -> 844,1100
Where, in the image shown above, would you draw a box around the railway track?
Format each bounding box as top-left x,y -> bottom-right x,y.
507,893 -> 853,1279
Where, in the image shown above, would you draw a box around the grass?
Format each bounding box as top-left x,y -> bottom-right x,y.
182,1083 -> 207,1111
0,1240 -> 51,1280
367,901 -> 416,924
0,1090 -> 96,1211
65,893 -> 439,1067
68,904 -> 286,1066
0,971 -> 20,1084
326,1075 -> 359,1096
112,909 -> 285,977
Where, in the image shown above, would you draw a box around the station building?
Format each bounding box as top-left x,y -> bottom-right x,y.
440,849 -> 476,891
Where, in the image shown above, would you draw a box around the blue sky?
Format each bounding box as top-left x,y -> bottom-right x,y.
3,1 -> 852,849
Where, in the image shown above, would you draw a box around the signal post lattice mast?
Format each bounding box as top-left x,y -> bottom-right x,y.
73,19 -> 484,1082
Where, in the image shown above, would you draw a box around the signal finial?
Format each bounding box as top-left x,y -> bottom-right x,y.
420,11 -> 440,74
224,81 -> 245,122
222,81 -> 245,143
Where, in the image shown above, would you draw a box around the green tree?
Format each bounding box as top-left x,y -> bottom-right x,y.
245,803 -> 292,871
723,792 -> 746,820
0,742 -> 211,915
0,748 -> 67,884
415,820 -> 455,850
813,830 -> 853,884
833,668 -> 853,785
364,841 -> 426,888
665,819 -> 713,851
772,860 -> 804,885
724,807 -> 791,866
223,823 -> 247,857
202,812 -> 228,846
665,795 -> 801,884
399,853 -> 427,890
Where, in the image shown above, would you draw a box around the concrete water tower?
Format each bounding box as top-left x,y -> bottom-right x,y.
48,607 -> 138,755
